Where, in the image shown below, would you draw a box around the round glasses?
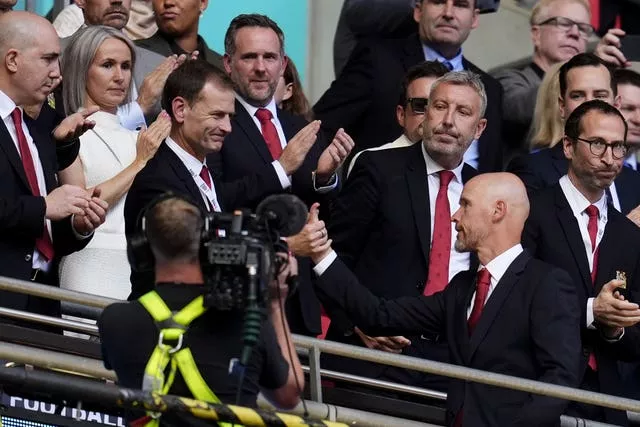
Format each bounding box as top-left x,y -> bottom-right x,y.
574,137 -> 629,160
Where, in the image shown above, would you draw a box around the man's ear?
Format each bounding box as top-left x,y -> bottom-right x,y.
171,97 -> 187,124
5,49 -> 18,73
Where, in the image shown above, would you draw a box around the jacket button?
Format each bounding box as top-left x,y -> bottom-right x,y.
25,254 -> 32,262
416,282 -> 423,290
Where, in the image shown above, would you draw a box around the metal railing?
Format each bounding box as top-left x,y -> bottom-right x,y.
1,276 -> 640,427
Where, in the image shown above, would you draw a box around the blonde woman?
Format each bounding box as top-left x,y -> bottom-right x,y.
528,61 -> 565,150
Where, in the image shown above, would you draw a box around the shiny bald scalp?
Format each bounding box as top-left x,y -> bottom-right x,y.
0,11 -> 58,55
470,172 -> 530,225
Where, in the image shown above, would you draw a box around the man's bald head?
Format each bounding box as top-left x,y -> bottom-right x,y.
0,12 -> 58,53
452,173 -> 529,262
0,12 -> 61,106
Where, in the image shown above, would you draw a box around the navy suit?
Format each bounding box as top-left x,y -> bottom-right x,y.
315,252 -> 581,427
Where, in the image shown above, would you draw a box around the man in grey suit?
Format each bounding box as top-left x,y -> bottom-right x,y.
493,0 -> 591,153
65,0 -> 176,129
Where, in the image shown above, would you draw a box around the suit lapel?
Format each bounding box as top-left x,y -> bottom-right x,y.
160,143 -> 209,213
454,271 -> 476,364
405,144 -> 431,267
554,185 -> 592,291
593,213 -> 619,293
468,252 -> 530,361
26,119 -> 57,192
0,121 -> 30,191
233,100 -> 273,164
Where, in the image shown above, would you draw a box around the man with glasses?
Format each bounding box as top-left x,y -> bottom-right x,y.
522,99 -> 640,426
346,61 -> 449,177
494,0 -> 593,152
323,71 -> 486,391
508,53 -> 640,215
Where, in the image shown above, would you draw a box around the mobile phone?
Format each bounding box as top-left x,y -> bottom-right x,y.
620,35 -> 640,62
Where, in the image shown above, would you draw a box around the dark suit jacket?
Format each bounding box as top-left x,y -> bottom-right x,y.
313,33 -> 504,173
135,32 -> 223,71
507,143 -> 640,214
0,114 -> 90,316
323,143 -> 478,378
206,101 -> 337,336
316,252 -> 581,427
522,184 -> 640,425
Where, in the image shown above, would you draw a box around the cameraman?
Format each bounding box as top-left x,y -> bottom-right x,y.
98,196 -> 303,425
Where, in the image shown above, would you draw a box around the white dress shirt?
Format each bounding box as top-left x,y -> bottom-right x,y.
422,144 -> 471,281
422,44 -> 479,169
466,244 -> 523,319
0,90 -> 53,271
165,137 -> 221,212
559,175 -> 608,328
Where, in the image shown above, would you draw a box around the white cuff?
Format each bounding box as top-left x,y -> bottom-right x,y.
272,160 -> 292,189
117,101 -> 147,131
71,214 -> 94,240
587,298 -> 596,329
313,172 -> 339,194
313,250 -> 337,276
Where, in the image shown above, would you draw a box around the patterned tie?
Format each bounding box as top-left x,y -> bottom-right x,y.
255,108 -> 283,160
585,205 -> 599,371
467,268 -> 491,336
199,165 -> 212,189
11,108 -> 54,262
424,170 -> 455,296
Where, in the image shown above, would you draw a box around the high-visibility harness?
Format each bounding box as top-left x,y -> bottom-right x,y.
136,290 -> 234,427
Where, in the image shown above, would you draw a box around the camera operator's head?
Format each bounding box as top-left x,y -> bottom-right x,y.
146,196 -> 205,284
162,60 -> 236,162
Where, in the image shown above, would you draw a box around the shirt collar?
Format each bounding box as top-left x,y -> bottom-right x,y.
165,136 -> 206,172
529,61 -> 545,80
482,244 -> 524,283
559,174 -> 608,218
422,44 -> 464,71
236,93 -> 278,120
0,89 -> 18,121
421,142 -> 464,184
625,153 -> 638,170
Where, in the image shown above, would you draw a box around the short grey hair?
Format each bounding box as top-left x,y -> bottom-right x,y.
428,70 -> 487,118
61,25 -> 135,115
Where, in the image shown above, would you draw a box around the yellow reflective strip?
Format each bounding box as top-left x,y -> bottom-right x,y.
227,406 -> 265,426
162,357 -> 179,395
172,295 -> 207,325
139,291 -> 172,321
174,348 -> 219,403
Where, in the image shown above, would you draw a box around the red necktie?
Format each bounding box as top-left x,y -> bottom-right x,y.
199,165 -> 212,189
424,170 -> 455,296
467,268 -> 491,335
255,108 -> 283,160
585,204 -> 599,371
11,108 -> 54,262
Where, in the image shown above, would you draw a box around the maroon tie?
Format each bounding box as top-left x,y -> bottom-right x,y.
424,170 -> 455,296
199,165 -> 212,189
585,204 -> 599,371
468,268 -> 491,336
255,108 -> 283,160
11,108 -> 54,262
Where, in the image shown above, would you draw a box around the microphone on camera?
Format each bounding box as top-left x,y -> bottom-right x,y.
256,194 -> 308,237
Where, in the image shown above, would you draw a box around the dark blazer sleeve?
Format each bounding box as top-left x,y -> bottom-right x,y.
207,151 -> 285,211
313,39 -> 375,136
511,267 -> 581,426
507,154 -> 544,195
316,255 -> 446,337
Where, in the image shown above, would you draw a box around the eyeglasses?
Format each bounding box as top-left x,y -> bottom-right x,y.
536,16 -> 595,39
574,136 -> 629,159
407,97 -> 429,114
